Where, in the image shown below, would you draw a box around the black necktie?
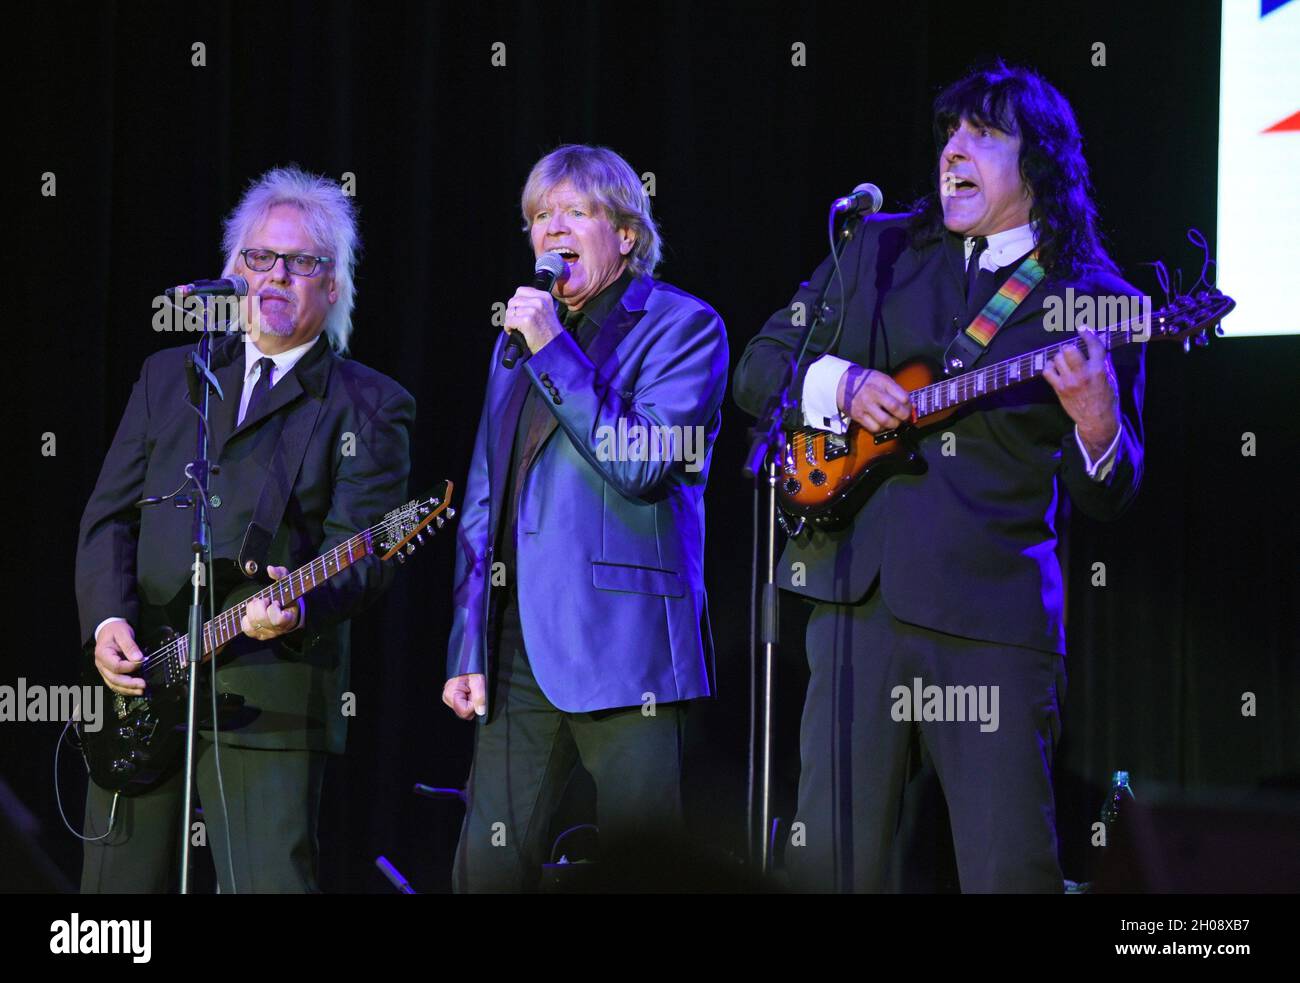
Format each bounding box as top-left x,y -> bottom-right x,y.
562,305 -> 594,344
240,357 -> 276,426
965,236 -> 989,301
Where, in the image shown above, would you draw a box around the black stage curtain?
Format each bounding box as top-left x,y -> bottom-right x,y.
7,0 -> 1297,892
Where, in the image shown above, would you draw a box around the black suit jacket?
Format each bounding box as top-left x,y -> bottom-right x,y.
733,213 -> 1144,654
76,333 -> 415,752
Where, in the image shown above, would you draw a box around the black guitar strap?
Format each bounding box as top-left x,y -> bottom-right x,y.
236,397 -> 327,580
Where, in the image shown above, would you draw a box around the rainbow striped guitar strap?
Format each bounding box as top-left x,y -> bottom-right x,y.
942,250 -> 1046,374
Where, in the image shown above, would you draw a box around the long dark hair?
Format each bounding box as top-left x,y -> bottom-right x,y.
908,61 -> 1115,282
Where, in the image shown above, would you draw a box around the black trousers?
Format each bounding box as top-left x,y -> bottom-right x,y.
452,589 -> 688,893
81,739 -> 326,894
786,585 -> 1066,893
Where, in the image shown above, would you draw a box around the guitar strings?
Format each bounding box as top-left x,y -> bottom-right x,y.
784,309 -> 1154,454
133,496 -> 442,677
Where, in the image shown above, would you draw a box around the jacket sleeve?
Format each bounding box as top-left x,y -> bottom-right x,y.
293,385 -> 416,637
1057,278 -> 1146,521
732,216 -> 874,424
445,345 -> 497,680
75,359 -> 153,646
523,304 -> 729,500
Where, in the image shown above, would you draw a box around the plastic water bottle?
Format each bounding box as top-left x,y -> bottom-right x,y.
1100,770 -> 1135,831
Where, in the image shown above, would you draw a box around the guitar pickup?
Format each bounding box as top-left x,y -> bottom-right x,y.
823,433 -> 849,461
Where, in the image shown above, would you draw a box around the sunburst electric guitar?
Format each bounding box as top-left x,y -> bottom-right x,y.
778,290 -> 1235,531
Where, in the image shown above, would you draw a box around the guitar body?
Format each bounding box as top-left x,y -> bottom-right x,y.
81,566 -> 253,796
776,291 -> 1236,533
81,627 -> 192,796
779,358 -> 954,531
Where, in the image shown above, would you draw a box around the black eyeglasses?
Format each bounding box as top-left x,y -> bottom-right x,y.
240,248 -> 333,277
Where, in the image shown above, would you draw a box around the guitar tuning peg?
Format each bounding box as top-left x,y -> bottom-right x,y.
404,542 -> 415,555
395,551 -> 406,563
416,532 -> 424,544
446,508 -> 456,519
435,516 -> 445,528
1182,337 -> 1191,354
1194,330 -> 1209,348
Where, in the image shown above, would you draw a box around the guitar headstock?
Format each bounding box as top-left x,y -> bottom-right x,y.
1149,288 -> 1236,351
376,480 -> 456,562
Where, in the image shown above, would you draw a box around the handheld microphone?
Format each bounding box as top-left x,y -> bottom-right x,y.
165,275 -> 250,298
831,183 -> 884,216
502,252 -> 567,369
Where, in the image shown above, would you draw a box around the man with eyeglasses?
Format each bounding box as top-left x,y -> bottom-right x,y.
76,165 -> 414,893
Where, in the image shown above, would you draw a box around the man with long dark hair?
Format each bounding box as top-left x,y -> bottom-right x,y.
733,62 -> 1144,892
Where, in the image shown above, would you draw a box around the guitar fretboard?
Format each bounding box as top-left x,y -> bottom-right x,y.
144,529 -> 377,686
909,319 -> 1139,418
203,533 -> 374,653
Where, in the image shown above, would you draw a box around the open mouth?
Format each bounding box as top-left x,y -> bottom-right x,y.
551,247 -> 580,269
941,171 -> 980,198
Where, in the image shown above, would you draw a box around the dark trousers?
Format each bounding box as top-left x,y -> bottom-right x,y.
453,589 -> 688,893
787,585 -> 1066,893
81,739 -> 325,894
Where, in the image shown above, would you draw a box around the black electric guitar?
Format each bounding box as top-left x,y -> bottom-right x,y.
778,289 -> 1235,531
77,482 -> 455,795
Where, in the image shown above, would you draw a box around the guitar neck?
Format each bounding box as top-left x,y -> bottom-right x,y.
910,320 -> 1140,418
200,529 -> 376,656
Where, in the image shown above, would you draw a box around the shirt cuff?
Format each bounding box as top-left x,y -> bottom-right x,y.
802,354 -> 854,434
94,617 -> 127,641
1075,424 -> 1122,482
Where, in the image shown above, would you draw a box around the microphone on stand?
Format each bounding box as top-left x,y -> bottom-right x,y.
502,252 -> 567,369
164,275 -> 250,299
831,182 -> 884,216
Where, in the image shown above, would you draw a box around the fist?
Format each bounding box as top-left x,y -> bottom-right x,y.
503,286 -> 563,356
442,674 -> 487,721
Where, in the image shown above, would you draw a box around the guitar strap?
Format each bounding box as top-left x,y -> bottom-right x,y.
942,250 -> 1046,374
236,397 -> 327,580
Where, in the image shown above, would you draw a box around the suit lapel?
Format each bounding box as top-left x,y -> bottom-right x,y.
231,368 -> 304,438
487,352 -> 533,536
207,335 -> 249,460
521,276 -> 651,467
229,336 -> 330,433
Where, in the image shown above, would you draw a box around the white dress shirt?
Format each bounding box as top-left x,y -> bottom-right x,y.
237,335 -> 318,425
800,222 -> 1120,480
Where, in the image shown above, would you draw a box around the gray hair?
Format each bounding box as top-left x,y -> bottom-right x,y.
520,144 -> 661,276
221,165 -> 360,352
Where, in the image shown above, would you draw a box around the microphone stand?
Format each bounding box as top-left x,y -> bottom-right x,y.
139,294 -> 228,893
743,210 -> 861,879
